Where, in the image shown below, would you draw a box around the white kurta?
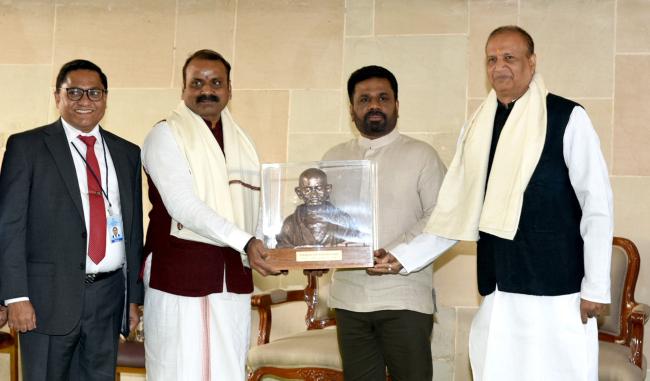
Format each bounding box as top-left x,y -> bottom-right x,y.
142,121 -> 254,381
392,106 -> 613,380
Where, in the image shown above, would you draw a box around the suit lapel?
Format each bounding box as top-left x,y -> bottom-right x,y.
102,129 -> 133,240
43,120 -> 85,222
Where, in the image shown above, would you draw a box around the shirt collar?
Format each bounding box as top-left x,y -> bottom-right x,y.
358,128 -> 400,150
61,118 -> 101,145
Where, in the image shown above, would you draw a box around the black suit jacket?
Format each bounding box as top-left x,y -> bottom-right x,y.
0,120 -> 143,335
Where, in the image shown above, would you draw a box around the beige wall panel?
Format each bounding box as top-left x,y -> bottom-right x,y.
375,0 -> 467,35
577,99 -> 613,170
406,132 -> 460,167
101,89 -> 181,146
234,0 -> 344,89
454,307 -> 478,381
173,0 -> 236,88
616,0 -> 650,53
344,36 -> 467,134
345,0 -> 374,36
432,306 -> 456,358
520,0 -> 614,98
468,0 -> 518,98
611,176 -> 650,362
53,0 -> 175,88
434,241 -> 480,307
467,98 -> 484,117
434,360 -> 455,380
0,65 -> 51,132
230,90 -> 289,164
288,133 -> 354,162
0,1 -> 54,64
290,90 -> 342,133
613,55 -> 650,176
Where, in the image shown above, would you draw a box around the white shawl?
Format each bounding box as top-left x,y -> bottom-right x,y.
425,73 -> 548,241
166,101 -> 260,263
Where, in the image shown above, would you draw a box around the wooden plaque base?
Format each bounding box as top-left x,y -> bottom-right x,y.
266,245 -> 373,270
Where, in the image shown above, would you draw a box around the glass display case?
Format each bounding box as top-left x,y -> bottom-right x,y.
261,160 -> 377,270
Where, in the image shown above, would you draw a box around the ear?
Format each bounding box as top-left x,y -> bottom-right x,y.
325,184 -> 333,192
395,99 -> 399,116
528,53 -> 537,73
54,90 -> 61,107
349,103 -> 355,120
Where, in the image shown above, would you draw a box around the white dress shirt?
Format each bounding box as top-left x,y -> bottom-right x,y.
6,118 -> 125,305
62,118 -> 126,274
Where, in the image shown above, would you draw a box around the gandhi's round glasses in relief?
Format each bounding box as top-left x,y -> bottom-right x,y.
59,87 -> 108,101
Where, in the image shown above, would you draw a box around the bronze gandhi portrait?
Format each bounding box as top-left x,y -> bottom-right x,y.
276,168 -> 359,248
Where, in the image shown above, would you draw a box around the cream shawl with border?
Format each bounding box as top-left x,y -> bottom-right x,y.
166,101 -> 260,264
425,73 -> 548,241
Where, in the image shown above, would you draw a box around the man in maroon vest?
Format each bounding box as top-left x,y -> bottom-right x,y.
141,49 -> 277,381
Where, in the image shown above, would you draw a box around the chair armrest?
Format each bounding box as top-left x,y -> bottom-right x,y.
251,288 -> 306,345
627,303 -> 649,368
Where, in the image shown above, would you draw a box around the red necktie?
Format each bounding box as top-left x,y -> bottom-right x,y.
78,135 -> 106,264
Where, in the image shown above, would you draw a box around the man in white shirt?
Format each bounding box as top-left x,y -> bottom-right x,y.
141,49 -> 276,381
323,65 -> 452,380
393,26 -> 613,380
0,59 -> 143,381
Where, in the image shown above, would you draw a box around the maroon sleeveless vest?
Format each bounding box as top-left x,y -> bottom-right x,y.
143,119 -> 253,297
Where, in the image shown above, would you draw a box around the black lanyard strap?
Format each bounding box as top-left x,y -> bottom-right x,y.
70,133 -> 112,209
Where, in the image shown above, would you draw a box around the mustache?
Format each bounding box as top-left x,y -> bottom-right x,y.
364,110 -> 386,121
196,94 -> 220,103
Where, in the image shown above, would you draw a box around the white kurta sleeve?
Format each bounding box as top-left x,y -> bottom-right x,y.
390,234 -> 457,274
142,122 -> 252,253
563,106 -> 613,304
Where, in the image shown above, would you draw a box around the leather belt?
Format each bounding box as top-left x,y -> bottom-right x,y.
84,269 -> 120,285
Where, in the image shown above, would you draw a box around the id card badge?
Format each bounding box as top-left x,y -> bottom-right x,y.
108,215 -> 124,243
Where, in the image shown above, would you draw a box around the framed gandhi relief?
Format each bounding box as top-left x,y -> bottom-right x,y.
261,160 -> 377,270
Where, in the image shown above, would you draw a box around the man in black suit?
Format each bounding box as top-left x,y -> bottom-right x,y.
0,59 -> 143,381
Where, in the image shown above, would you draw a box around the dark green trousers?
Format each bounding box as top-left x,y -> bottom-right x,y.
336,308 -> 434,381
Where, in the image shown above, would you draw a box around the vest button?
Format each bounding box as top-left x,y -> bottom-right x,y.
81,232 -> 87,239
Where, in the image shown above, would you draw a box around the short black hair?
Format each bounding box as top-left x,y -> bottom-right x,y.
182,49 -> 232,88
487,25 -> 535,56
55,59 -> 108,90
347,65 -> 398,102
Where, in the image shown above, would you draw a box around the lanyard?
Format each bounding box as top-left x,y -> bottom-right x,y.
70,133 -> 113,209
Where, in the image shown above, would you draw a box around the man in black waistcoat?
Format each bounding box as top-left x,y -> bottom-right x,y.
390,25 -> 613,380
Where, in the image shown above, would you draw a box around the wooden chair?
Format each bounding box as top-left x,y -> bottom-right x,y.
598,237 -> 649,380
116,308 -> 145,380
0,326 -> 18,381
248,273 -> 343,381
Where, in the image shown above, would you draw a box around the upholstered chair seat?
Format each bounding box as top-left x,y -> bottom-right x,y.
598,237 -> 649,381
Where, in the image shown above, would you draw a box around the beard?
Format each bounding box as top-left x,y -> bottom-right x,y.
354,110 -> 397,138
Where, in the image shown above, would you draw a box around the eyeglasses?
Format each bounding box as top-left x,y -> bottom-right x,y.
59,87 -> 107,101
